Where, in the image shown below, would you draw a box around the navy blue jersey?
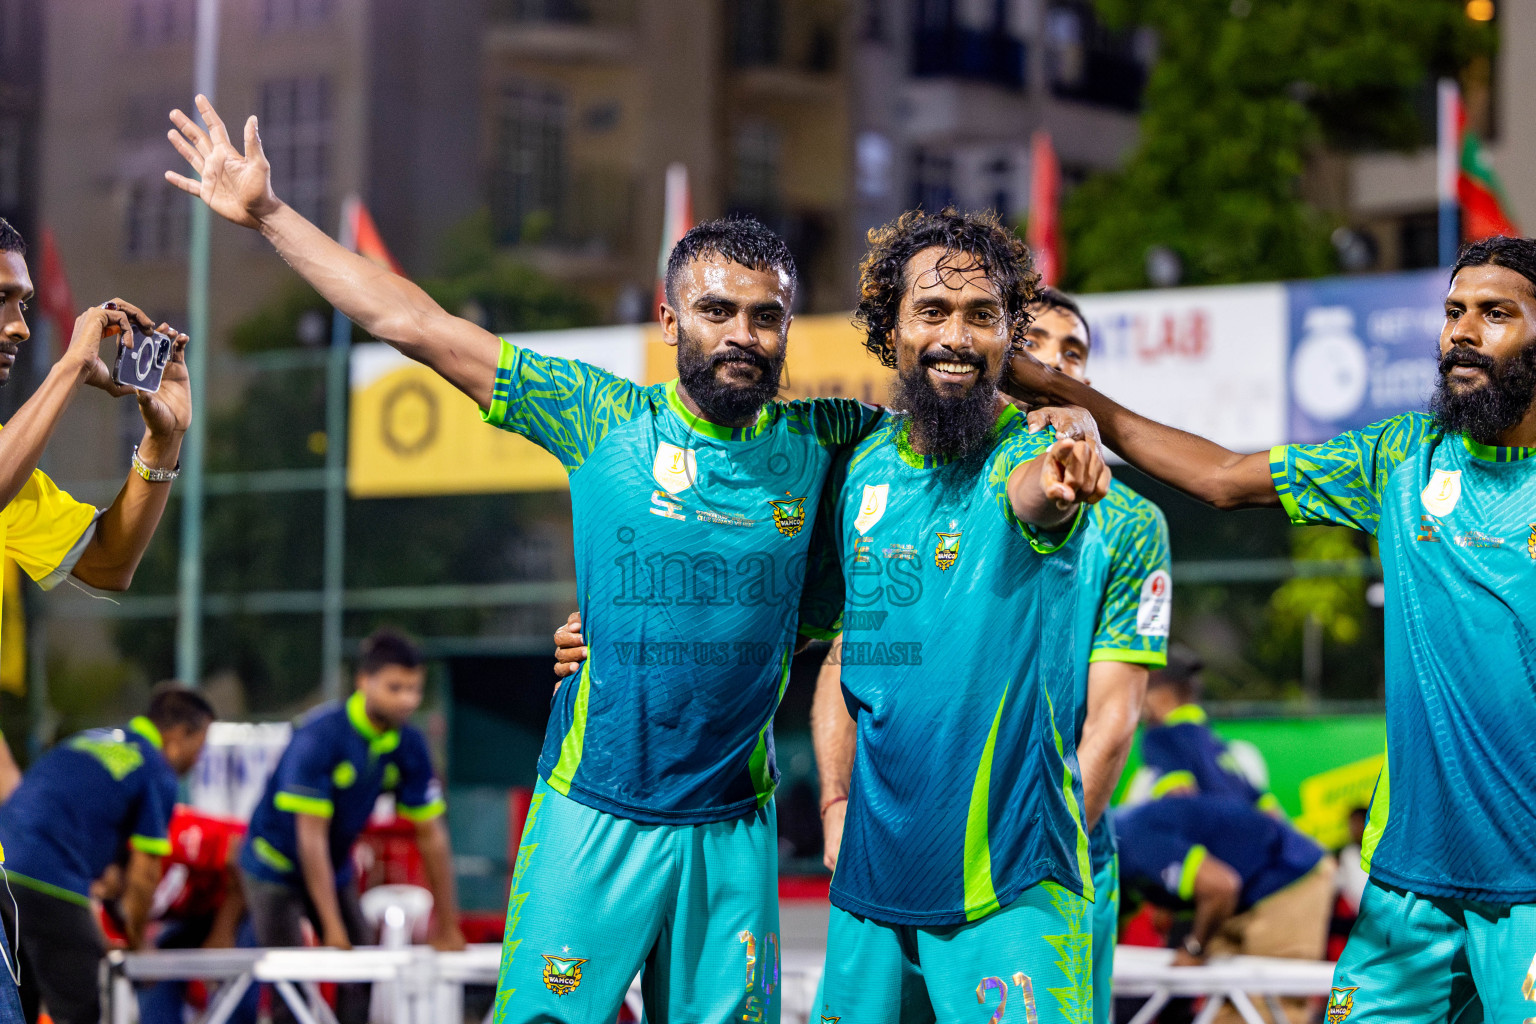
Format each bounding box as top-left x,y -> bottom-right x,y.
0,718 -> 176,903
825,406 -> 1093,926
241,692 -> 443,887
1139,706 -> 1277,810
484,342 -> 879,824
1116,796 -> 1323,912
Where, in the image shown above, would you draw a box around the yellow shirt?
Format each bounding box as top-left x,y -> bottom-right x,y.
0,470 -> 98,647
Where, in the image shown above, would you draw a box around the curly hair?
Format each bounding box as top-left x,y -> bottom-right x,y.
665,217 -> 797,308
854,208 -> 1039,369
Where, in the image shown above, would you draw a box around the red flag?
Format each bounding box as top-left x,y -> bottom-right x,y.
1445,87 -> 1520,242
1027,132 -> 1062,287
35,227 -> 75,355
341,197 -> 404,276
655,163 -> 693,312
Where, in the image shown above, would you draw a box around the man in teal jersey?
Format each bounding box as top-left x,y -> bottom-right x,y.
812,284 -> 1167,1024
1014,235 -> 1536,1021
804,209 -> 1110,1024
169,97 -> 885,1024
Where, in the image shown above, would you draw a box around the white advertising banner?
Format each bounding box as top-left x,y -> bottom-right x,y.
1077,283 -> 1289,453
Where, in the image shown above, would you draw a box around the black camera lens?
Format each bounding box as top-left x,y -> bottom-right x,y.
155,335 -> 171,368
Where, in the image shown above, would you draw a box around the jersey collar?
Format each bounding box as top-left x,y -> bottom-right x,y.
346,691 -> 401,756
1461,434 -> 1536,463
128,716 -> 163,750
664,380 -> 771,441
1163,704 -> 1208,726
894,403 -> 1021,469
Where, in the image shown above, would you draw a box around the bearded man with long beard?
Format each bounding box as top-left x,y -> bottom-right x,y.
1013,233 -> 1536,1022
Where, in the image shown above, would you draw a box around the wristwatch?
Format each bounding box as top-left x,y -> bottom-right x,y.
132,445 -> 180,483
1181,934 -> 1205,958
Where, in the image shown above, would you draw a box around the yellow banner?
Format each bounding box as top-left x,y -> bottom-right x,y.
350,316 -> 888,497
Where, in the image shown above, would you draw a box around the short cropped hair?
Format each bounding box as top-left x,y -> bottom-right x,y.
855,208 -> 1039,369
147,682 -> 216,734
358,627 -> 424,675
1032,285 -> 1091,346
1452,236 -> 1536,298
664,217 -> 797,308
0,219 -> 24,256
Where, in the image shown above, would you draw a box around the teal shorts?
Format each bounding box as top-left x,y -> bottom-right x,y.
1330,878 -> 1536,1022
1089,856 -> 1118,1024
818,880 -> 1092,1024
492,778 -> 781,1024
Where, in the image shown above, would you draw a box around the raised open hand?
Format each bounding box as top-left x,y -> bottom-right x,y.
165,94 -> 280,229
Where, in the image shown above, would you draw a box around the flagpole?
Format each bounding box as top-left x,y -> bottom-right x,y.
1437,78 -> 1460,267
176,0 -> 220,687
320,198 -> 357,702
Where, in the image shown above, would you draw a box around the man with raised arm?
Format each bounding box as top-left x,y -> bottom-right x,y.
1014,236 -> 1536,1021
168,96 -> 886,1024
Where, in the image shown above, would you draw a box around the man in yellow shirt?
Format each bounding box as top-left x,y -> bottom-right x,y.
0,217 -> 194,1024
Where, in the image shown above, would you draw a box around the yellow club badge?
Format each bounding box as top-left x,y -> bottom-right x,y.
542,954 -> 587,997
1421,469 -> 1461,517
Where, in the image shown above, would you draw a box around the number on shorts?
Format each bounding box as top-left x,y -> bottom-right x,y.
975,973 -> 1039,1023
738,929 -> 780,1022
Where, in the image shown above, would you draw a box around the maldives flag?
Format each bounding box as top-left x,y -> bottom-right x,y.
35,226 -> 75,355
655,163 -> 693,312
340,196 -> 404,276
1454,101 -> 1519,241
1027,131 -> 1062,287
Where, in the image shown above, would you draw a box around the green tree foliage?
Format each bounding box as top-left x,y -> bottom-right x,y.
1063,0 -> 1493,292
115,215 -> 595,711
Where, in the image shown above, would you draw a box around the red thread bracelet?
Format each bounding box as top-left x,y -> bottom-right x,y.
820,795 -> 848,816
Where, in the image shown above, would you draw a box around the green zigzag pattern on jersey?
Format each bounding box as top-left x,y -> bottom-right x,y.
487,344 -> 647,471
1276,412 -> 1437,533
1088,483 -> 1171,655
493,792 -> 545,1023
1042,883 -> 1094,1024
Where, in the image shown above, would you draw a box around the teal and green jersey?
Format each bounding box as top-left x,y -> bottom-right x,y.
1272,411 -> 1536,901
484,341 -> 879,824
825,405 -> 1093,926
1073,480 -> 1171,871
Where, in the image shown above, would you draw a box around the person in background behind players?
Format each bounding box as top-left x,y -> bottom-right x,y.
1136,644 -> 1283,813
239,629 -> 463,1024
0,684 -> 214,1024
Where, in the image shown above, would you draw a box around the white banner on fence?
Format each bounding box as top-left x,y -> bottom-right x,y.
1078,284 -> 1289,453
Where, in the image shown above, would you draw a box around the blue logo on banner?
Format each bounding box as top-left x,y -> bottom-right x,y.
1287,270 -> 1446,444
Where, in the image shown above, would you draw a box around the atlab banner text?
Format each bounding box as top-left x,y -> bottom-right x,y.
1286,269 -> 1445,444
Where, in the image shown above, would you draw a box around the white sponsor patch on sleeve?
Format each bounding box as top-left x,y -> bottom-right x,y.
1136,569 -> 1172,637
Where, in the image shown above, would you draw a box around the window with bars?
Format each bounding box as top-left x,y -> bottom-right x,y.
730,121 -> 782,217
911,148 -> 956,212
261,0 -> 334,32
491,83 -> 565,245
125,179 -> 190,260
259,77 -> 331,226
128,0 -> 195,46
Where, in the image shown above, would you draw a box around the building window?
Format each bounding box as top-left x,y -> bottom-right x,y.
261,0 -> 334,32
0,0 -> 23,64
129,0 -> 195,46
125,179 -> 190,260
910,0 -> 1026,90
912,148 -> 956,212
259,77 -> 331,226
731,122 -> 781,217
731,0 -> 782,67
491,83 -> 565,245
1045,1 -> 1146,110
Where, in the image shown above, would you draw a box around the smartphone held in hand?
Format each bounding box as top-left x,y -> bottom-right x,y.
111,323 -> 174,394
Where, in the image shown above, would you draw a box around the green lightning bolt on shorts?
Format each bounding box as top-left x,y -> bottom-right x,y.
1328,878 -> 1536,1023
492,778 -> 782,1024
818,880 -> 1093,1024
1089,856 -> 1118,1024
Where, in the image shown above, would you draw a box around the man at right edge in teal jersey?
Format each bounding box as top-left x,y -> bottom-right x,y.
167,100 -> 1103,1024
1017,235 -> 1536,1021
806,210 -> 1112,1023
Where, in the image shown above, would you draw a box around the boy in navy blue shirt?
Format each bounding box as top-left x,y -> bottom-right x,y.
0,684 -> 214,1024
240,630 -> 462,1023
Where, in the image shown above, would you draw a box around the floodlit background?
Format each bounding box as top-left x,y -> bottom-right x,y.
0,0 -> 1517,911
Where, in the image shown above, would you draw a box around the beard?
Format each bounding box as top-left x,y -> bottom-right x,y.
1429,342 -> 1536,443
890,348 -> 1002,461
675,324 -> 784,424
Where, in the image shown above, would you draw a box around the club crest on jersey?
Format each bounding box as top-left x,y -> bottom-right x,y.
769,496 -> 806,537
1527,524 -> 1536,560
542,954 -> 587,997
653,442 -> 698,494
854,484 -> 888,534
934,529 -> 962,570
1326,987 -> 1356,1022
1421,469 -> 1461,517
